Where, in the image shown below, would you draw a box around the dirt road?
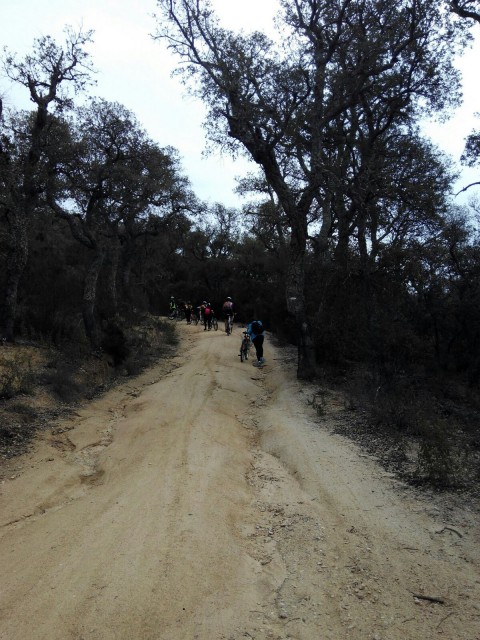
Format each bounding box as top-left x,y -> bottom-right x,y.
1,323 -> 479,640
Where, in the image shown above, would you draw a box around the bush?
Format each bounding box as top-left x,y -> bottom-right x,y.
417,419 -> 458,487
0,354 -> 35,399
157,319 -> 179,346
44,361 -> 89,404
101,321 -> 130,367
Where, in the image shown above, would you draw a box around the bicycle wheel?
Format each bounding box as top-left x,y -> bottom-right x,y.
213,318 -> 218,331
240,347 -> 245,362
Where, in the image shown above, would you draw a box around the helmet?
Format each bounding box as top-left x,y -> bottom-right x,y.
170,296 -> 174,299
202,301 -> 207,304
227,297 -> 232,301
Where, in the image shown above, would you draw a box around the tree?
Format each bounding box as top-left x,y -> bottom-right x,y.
451,0 -> 480,23
155,0 -> 462,379
0,28 -> 94,341
47,98 -> 194,345
448,0 -> 480,195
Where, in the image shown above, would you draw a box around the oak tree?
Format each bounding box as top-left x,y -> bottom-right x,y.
0,28 -> 94,341
155,0 -> 462,378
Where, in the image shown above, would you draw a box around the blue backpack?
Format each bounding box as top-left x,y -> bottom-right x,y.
251,320 -> 262,334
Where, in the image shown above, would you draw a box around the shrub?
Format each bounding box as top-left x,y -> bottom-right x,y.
417,419 -> 458,487
101,321 -> 130,367
0,354 -> 35,399
157,319 -> 179,346
43,361 -> 88,404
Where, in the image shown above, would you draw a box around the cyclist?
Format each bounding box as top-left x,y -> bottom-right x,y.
169,296 -> 177,319
184,301 -> 193,324
203,302 -> 213,331
247,319 -> 265,366
209,304 -> 218,330
222,296 -> 234,334
197,301 -> 207,324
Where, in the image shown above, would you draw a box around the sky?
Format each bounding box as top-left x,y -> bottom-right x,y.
1,0 -> 479,207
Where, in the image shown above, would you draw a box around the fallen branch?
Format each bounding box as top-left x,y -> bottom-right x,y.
410,591 -> 445,604
435,526 -> 463,538
437,612 -> 454,629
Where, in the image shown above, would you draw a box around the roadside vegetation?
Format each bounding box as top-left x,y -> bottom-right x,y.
1,0 -> 480,492
0,316 -> 177,460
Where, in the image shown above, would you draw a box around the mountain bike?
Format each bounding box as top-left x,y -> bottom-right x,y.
224,314 -> 233,335
212,316 -> 218,331
239,331 -> 251,362
172,309 -> 185,321
193,307 -> 204,325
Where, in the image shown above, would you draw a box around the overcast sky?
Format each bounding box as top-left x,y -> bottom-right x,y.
1,0 -> 479,206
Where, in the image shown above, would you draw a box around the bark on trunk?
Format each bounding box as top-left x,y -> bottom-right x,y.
2,212 -> 28,342
104,244 -> 119,319
285,231 -> 317,380
120,239 -> 136,306
82,248 -> 105,348
2,103 -> 48,341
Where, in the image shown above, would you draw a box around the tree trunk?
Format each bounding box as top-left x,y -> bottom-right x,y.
285,228 -> 316,380
334,225 -> 350,270
119,238 -> 136,306
2,212 -> 28,342
1,103 -> 48,342
82,248 -> 105,348
357,208 -> 369,273
103,243 -> 119,319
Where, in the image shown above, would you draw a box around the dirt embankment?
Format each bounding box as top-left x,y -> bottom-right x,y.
1,323 -> 479,640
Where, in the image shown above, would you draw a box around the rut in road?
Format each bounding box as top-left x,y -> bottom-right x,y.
1,323 -> 479,640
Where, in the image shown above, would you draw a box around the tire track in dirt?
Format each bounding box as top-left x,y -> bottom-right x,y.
0,323 -> 479,640
238,351 -> 480,640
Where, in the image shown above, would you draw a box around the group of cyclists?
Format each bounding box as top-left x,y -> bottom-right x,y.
169,296 -> 233,332
168,295 -> 265,366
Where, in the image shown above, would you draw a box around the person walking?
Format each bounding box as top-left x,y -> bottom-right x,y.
184,301 -> 193,324
203,302 -> 212,331
247,319 -> 265,366
169,296 -> 177,319
197,301 -> 207,324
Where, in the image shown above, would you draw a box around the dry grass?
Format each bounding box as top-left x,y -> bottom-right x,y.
0,315 -> 177,461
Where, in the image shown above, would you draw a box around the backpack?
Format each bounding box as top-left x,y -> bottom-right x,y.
223,301 -> 233,311
251,320 -> 262,334
204,306 -> 211,316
